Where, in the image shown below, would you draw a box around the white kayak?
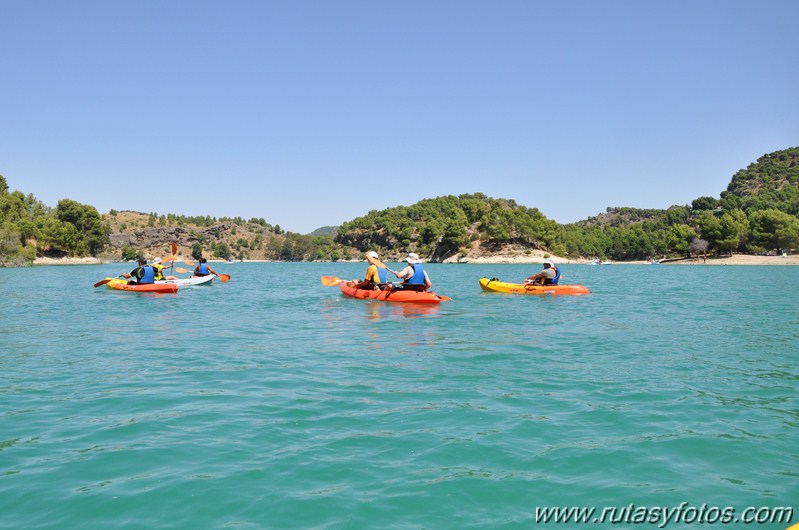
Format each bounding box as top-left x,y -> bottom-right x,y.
157,275 -> 215,287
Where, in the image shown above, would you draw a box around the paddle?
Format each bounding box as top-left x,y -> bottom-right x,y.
321,275 -> 400,287
368,256 -> 449,299
165,242 -> 178,272
93,275 -> 124,288
367,255 -> 398,275
174,266 -> 229,282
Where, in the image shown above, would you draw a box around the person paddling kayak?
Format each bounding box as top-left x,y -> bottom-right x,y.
389,253 -> 432,292
352,251 -> 390,290
523,259 -> 560,286
122,257 -> 155,284
193,257 -> 219,277
152,257 -> 177,281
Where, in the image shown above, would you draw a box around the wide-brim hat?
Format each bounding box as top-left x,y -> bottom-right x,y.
403,252 -> 422,264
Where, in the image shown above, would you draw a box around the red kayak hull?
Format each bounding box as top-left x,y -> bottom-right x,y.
339,282 -> 447,303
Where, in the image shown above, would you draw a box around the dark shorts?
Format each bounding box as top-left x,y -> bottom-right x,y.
399,284 -> 427,292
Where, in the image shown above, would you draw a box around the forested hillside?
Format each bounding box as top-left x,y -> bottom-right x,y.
2,147 -> 798,266
0,175 -> 353,265
336,193 -> 561,262
102,210 -> 350,263
557,147 -> 799,259
335,147 -> 799,261
723,148 -> 799,214
0,176 -> 110,266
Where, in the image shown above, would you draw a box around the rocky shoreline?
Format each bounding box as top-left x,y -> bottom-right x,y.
32,253 -> 799,266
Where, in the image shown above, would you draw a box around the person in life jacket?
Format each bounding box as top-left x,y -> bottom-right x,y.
390,253 -> 432,292
352,251 -> 390,290
122,257 -> 156,284
193,257 -> 219,277
524,259 -> 560,286
151,257 -> 176,281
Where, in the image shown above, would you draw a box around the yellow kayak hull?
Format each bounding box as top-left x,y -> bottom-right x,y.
105,278 -> 178,293
479,277 -> 590,296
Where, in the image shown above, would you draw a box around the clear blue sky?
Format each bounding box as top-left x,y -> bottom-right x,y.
2,1 -> 797,234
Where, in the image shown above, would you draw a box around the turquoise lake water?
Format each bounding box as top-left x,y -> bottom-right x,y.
1,262 -> 797,529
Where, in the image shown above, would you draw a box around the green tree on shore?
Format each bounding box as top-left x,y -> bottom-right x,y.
748,209 -> 799,252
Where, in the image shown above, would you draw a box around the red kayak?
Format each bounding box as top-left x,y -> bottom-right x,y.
339,281 -> 450,303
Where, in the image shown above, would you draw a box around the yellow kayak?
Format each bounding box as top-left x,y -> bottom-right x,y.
104,278 -> 178,293
479,277 -> 590,296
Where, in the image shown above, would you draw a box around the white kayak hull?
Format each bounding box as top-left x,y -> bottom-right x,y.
157,275 -> 214,287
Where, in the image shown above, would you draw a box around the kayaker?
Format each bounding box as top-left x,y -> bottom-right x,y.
152,257 -> 176,281
390,253 -> 432,292
193,257 -> 219,277
352,251 -> 390,290
122,257 -> 156,284
523,259 -> 560,286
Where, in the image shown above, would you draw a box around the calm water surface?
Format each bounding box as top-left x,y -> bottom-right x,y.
1,263 -> 797,529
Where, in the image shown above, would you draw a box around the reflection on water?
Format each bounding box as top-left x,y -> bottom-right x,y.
319,296 -> 443,321
317,296 -> 445,352
364,302 -> 443,320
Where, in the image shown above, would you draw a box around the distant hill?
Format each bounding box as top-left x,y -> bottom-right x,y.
723,147 -> 799,215
335,193 -> 559,262
307,226 -> 338,237
100,211 -> 352,262
574,147 -> 799,237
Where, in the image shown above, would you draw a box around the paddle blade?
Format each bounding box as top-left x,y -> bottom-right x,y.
368,255 -> 395,273
93,278 -> 112,288
171,242 -> 177,256
439,295 -> 453,301
175,267 -> 190,273
161,255 -> 177,265
321,276 -> 343,286
218,273 -> 230,283
184,260 -> 195,266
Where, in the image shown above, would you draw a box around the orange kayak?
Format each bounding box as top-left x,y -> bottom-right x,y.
105,278 -> 178,293
339,281 -> 449,303
479,277 -> 590,295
